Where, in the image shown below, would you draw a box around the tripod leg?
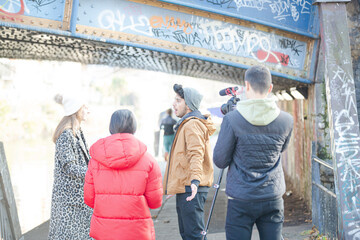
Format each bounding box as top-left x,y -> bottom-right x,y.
201,168 -> 225,240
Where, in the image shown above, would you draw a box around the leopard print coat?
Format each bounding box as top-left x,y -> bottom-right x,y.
48,129 -> 93,240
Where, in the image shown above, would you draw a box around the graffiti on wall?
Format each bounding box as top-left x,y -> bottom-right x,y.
0,0 -> 64,21
323,10 -> 360,236
78,0 -> 308,70
330,65 -> 360,238
156,0 -> 316,35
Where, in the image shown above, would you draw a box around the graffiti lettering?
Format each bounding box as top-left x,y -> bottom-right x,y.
172,30 -> 202,46
206,0 -> 233,6
152,28 -> 171,39
329,63 -> 360,237
279,38 -> 303,56
197,0 -> 311,22
233,0 -> 270,11
93,3 -> 306,70
98,10 -> 152,36
150,15 -> 193,34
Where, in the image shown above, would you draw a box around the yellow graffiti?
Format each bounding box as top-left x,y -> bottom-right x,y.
150,15 -> 193,35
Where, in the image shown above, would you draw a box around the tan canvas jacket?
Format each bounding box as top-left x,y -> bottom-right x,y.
163,115 -> 216,195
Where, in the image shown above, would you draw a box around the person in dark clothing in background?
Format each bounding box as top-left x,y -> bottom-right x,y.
160,108 -> 177,161
213,65 -> 293,240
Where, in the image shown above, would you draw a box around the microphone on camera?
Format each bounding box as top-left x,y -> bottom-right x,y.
219,87 -> 239,96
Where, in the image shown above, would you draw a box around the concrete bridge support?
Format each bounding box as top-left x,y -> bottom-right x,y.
318,1 -> 360,238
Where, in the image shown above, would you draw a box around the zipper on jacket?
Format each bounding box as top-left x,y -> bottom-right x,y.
164,131 -> 177,195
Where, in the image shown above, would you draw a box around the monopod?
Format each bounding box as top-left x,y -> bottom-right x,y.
201,168 -> 225,240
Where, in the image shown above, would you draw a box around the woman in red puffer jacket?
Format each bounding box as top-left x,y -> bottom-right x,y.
84,109 -> 163,240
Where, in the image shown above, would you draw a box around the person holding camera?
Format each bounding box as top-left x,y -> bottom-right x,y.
163,84 -> 216,240
213,65 -> 293,240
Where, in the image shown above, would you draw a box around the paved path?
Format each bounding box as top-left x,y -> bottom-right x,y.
150,187 -> 313,240
22,161 -> 313,239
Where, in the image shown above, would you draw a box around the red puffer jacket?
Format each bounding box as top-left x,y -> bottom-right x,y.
84,133 -> 163,240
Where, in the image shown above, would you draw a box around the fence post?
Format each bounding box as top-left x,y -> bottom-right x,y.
0,142 -> 21,240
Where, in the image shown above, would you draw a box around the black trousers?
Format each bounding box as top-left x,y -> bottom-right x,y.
176,192 -> 208,240
226,197 -> 284,240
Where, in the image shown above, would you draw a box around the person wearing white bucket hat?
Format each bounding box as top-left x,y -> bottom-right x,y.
48,93 -> 93,240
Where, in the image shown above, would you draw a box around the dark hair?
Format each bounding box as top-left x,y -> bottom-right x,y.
245,65 -> 272,94
173,84 -> 184,99
109,109 -> 137,135
166,108 -> 172,115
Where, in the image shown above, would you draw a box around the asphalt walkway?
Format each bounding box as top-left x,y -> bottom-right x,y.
23,161 -> 313,239
150,192 -> 313,240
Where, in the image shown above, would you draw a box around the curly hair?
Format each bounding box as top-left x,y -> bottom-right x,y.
173,84 -> 184,99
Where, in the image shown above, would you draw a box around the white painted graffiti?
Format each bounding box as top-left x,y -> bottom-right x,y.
232,0 -> 271,11
331,64 -> 360,237
98,10 -> 152,36
94,4 -> 306,69
199,19 -> 283,63
191,17 -> 304,67
230,0 -> 311,22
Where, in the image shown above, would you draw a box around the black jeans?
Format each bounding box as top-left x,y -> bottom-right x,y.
226,197 -> 284,240
176,192 -> 208,240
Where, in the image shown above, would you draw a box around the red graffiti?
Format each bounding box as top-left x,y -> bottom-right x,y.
256,49 -> 289,66
0,0 -> 25,16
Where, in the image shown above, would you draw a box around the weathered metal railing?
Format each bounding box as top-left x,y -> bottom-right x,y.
312,153 -> 338,238
0,142 -> 21,240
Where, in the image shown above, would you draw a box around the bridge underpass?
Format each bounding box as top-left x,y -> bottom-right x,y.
0,25 -> 309,94
0,0 -> 359,239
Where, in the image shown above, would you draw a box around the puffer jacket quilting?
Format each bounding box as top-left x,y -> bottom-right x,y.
214,109 -> 293,201
84,133 -> 163,240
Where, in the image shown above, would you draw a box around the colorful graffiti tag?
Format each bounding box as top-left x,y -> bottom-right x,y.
156,0 -> 318,36
78,0 -> 308,71
0,0 -> 65,21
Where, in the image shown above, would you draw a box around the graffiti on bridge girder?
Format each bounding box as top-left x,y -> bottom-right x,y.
90,1 -> 307,70
0,0 -> 24,16
150,16 -> 193,35
194,0 -> 311,23
0,0 -> 64,21
170,0 -> 316,35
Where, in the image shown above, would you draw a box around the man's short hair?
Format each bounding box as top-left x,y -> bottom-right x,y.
245,65 -> 272,94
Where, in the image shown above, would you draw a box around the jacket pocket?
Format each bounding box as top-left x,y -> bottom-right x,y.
174,153 -> 188,181
177,153 -> 188,169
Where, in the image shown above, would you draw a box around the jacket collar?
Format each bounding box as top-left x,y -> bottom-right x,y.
174,110 -> 205,131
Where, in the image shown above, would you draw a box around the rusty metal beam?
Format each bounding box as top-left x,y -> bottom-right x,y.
319,2 -> 360,239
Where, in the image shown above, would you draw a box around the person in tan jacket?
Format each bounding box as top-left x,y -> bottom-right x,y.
163,84 -> 216,240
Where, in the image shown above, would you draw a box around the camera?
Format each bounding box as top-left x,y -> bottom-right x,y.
219,87 -> 241,115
